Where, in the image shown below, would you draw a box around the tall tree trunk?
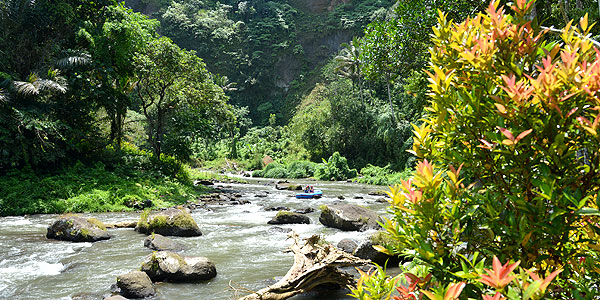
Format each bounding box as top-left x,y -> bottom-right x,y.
358,73 -> 364,108
386,76 -> 397,126
559,0 -> 569,24
116,109 -> 125,150
154,107 -> 163,158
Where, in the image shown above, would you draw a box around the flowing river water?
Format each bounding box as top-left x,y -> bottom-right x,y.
0,177 -> 392,300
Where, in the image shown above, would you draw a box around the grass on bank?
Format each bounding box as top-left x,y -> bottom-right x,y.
0,146 -> 240,216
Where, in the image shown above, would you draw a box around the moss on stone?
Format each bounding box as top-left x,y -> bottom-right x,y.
137,209 -> 151,230
370,231 -> 394,248
149,215 -> 169,229
275,210 -> 295,217
318,205 -> 329,213
80,227 -> 91,238
87,217 -> 107,231
140,209 -> 197,232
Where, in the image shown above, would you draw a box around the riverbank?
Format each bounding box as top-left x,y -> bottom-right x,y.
0,163 -> 242,216
200,155 -> 412,187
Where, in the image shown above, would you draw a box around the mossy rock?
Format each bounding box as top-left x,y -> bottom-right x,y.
141,251 -> 216,282
47,215 -> 111,242
144,233 -> 188,251
135,208 -> 202,237
267,211 -> 310,225
354,231 -> 401,266
318,204 -> 381,231
116,270 -> 155,298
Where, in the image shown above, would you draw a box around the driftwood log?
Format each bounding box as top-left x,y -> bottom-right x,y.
236,232 -> 370,300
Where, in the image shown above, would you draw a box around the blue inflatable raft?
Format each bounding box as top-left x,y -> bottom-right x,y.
295,190 -> 323,199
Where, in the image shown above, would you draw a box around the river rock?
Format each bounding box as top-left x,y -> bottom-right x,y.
105,221 -> 137,229
318,204 -> 381,231
265,206 -> 289,211
124,198 -> 153,210
268,226 -> 293,234
141,251 -> 217,282
267,211 -> 310,225
293,207 -> 315,214
105,296 -> 129,300
275,181 -> 302,191
116,270 -> 155,298
46,216 -> 111,242
337,239 -> 358,253
376,198 -> 388,203
368,190 -> 388,196
353,232 -> 400,266
144,234 -> 188,251
135,208 -> 202,237
194,180 -> 214,186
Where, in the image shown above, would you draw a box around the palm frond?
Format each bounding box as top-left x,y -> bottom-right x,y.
39,79 -> 67,94
13,80 -> 39,96
13,73 -> 40,96
56,51 -> 92,69
0,88 -> 7,103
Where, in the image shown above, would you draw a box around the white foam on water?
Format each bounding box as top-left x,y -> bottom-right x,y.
0,217 -> 33,226
196,205 -> 273,226
0,260 -> 64,277
325,229 -> 377,245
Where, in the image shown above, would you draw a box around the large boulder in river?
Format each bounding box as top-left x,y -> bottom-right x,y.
46,216 -> 111,242
353,231 -> 401,266
141,251 -> 217,282
337,239 -> 358,253
116,270 -> 155,298
267,211 -> 310,225
318,204 -> 381,231
144,233 -> 188,251
135,208 -> 202,237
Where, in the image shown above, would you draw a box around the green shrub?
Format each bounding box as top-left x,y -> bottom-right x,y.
356,164 -> 412,185
287,160 -> 317,178
314,152 -> 357,181
363,4 -> 600,298
263,166 -> 290,178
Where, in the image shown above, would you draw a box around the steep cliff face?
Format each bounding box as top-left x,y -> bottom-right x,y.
123,0 -> 392,122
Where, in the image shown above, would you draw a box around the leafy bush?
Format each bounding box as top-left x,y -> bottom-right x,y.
356,164 -> 411,185
102,142 -> 190,181
356,1 -> 600,298
252,160 -> 317,179
262,166 -> 289,179
314,152 -> 358,181
287,160 -> 317,178
350,256 -> 560,300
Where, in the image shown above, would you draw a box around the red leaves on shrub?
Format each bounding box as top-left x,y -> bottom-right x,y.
478,256 -> 520,289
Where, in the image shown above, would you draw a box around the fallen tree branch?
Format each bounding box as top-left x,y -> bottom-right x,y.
541,26 -> 600,48
237,232 -> 370,300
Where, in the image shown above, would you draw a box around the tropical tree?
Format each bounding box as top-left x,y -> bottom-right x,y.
361,19 -> 402,126
86,4 -> 158,149
335,37 -> 365,106
134,37 -> 232,158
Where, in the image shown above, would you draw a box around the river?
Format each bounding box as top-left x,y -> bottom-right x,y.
0,177 -> 391,300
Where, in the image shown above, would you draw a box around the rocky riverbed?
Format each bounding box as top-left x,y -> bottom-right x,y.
0,177 -> 394,300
